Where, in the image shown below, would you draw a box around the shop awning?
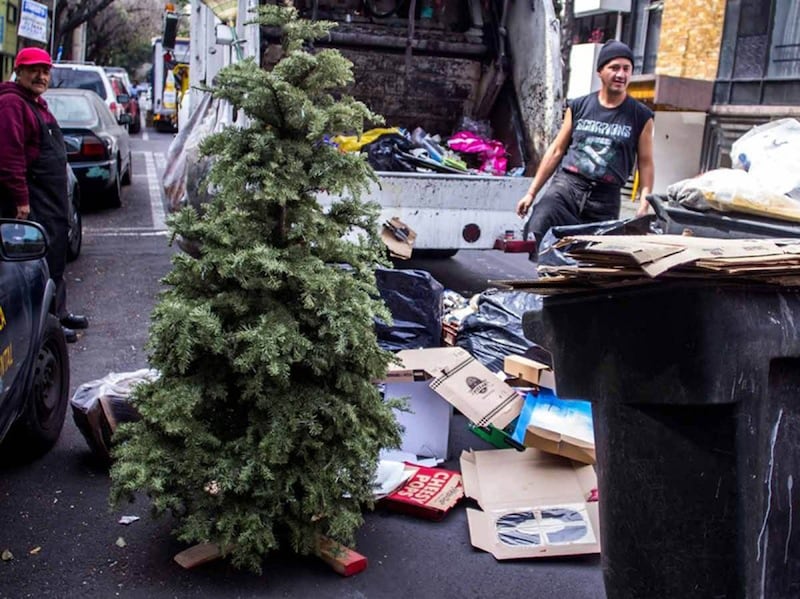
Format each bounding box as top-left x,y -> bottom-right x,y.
200,0 -> 238,22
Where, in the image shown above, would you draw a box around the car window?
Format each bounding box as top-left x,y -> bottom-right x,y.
50,69 -> 108,100
46,94 -> 99,127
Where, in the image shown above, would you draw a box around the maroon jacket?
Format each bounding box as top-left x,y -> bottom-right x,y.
0,81 -> 59,212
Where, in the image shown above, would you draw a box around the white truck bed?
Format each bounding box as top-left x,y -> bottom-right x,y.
322,172 -> 533,252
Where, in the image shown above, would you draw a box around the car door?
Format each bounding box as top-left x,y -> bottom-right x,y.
0,259 -> 34,435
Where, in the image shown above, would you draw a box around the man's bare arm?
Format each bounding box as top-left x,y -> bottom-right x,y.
516,108 -> 574,218
635,117 -> 655,217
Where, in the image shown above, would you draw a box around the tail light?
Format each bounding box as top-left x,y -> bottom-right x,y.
80,135 -> 109,160
109,101 -> 118,116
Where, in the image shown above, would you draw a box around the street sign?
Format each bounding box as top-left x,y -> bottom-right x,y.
18,0 -> 49,44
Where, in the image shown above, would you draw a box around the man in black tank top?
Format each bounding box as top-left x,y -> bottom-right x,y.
515,40 -> 655,257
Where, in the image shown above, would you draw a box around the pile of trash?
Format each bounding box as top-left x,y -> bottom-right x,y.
333,117 -> 510,176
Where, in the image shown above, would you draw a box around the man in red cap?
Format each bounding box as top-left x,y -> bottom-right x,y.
0,47 -> 88,342
516,39 -> 655,258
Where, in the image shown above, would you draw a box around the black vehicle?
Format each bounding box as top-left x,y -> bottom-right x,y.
0,220 -> 70,458
44,88 -> 132,209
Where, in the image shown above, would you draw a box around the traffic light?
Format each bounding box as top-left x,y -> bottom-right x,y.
163,4 -> 179,50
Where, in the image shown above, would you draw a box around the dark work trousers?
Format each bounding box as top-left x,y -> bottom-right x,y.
525,170 -> 621,259
25,100 -> 70,319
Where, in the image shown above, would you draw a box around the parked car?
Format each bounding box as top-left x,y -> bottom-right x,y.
49,63 -> 129,126
0,219 -> 70,458
103,66 -> 134,95
109,75 -> 140,134
44,88 -> 132,209
66,164 -> 82,261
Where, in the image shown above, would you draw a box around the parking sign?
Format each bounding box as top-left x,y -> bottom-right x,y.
18,0 -> 49,44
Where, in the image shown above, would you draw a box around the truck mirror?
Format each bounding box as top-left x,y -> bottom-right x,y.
215,23 -> 235,45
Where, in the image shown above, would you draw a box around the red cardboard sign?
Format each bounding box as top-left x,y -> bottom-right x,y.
380,464 -> 464,520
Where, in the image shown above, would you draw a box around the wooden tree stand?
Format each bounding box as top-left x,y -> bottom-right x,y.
173,536 -> 368,577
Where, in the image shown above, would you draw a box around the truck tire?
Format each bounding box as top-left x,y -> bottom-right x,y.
5,315 -> 70,459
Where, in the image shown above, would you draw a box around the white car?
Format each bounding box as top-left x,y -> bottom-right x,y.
49,63 -> 129,126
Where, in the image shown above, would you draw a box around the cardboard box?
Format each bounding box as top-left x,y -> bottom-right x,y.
460,448 -> 600,560
503,355 -> 556,391
379,463 -> 464,520
512,390 -> 596,465
386,345 -> 523,430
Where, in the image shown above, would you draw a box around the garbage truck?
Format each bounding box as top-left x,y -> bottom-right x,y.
151,36 -> 190,132
184,0 -> 562,256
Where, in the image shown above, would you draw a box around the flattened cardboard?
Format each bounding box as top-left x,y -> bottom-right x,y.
461,448 -> 600,560
385,347 -> 523,430
503,355 -> 556,391
379,463 -> 464,520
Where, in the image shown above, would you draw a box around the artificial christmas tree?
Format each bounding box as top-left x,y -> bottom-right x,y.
110,4 -> 401,573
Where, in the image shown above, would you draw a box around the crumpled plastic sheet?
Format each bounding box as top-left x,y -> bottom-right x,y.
70,369 -> 157,462
447,131 -> 507,176
666,168 -> 800,223
731,118 -> 800,200
455,289 -> 546,373
375,267 -> 444,351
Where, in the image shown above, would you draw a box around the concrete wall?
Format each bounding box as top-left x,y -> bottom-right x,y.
340,48 -> 482,135
656,0 -> 726,80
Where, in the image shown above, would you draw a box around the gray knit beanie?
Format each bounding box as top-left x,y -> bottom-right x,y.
596,40 -> 634,71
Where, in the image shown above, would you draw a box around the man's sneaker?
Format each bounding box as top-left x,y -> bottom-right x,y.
62,326 -> 78,343
61,314 -> 88,329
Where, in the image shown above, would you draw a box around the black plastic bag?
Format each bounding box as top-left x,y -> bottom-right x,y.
456,289 -> 547,373
363,133 -> 417,172
375,268 -> 444,351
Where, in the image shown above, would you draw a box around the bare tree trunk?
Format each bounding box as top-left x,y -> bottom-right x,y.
55,0 -> 118,55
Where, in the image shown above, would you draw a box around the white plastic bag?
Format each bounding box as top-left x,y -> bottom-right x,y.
731,118 -> 800,200
70,369 -> 158,461
667,168 -> 800,223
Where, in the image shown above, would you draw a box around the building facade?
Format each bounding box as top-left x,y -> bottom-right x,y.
702,0 -> 800,169
0,0 -> 21,81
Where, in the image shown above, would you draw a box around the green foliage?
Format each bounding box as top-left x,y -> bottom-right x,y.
110,4 -> 400,573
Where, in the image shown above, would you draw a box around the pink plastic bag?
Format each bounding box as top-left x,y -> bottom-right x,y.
447,131 -> 507,176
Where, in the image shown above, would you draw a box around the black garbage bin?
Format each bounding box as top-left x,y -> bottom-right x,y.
525,281 -> 799,599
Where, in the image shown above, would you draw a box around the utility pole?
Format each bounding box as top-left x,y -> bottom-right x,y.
49,0 -> 58,56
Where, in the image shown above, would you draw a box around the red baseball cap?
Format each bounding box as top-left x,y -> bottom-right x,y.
14,48 -> 53,69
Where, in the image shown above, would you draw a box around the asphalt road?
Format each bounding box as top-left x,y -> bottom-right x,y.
0,130 -> 604,598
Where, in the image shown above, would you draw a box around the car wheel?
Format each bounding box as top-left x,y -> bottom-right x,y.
108,160 -> 122,208
121,153 -> 132,186
67,185 -> 82,261
7,315 -> 70,458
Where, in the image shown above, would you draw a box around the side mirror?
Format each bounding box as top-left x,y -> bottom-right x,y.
0,220 -> 48,261
116,93 -> 130,104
